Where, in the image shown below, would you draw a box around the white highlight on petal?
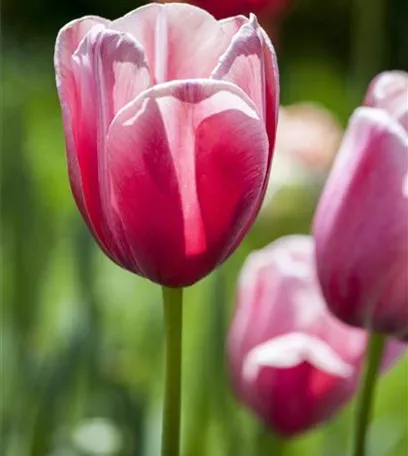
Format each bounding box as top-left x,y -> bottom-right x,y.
243,332 -> 353,382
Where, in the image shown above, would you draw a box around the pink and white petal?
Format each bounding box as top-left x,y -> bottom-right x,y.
259,22 -> 280,163
219,15 -> 248,38
54,16 -> 110,223
107,79 -> 268,286
110,5 -> 158,81
112,3 -> 231,83
243,333 -> 353,383
55,16 -> 110,79
365,71 -> 408,131
211,14 -> 266,119
212,15 -> 279,239
67,27 -> 150,266
243,340 -> 355,436
73,27 -> 151,136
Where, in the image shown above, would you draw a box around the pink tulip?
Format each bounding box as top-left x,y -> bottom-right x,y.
54,3 -> 279,287
313,71 -> 408,340
227,235 -> 404,436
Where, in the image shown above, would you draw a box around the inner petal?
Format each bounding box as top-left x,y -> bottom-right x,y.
112,3 -> 233,83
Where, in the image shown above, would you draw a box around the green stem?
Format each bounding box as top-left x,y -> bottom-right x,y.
351,332 -> 386,456
162,287 -> 183,456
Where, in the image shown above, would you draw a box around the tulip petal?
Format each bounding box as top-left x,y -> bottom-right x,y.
211,15 -> 279,240
219,15 -> 248,38
72,27 -> 151,140
58,25 -> 151,265
365,71 -> 408,132
243,333 -> 353,382
54,16 -> 110,226
211,14 -> 266,118
112,3 -> 232,83
313,107 -> 408,336
107,79 -> 268,286
259,24 -> 280,153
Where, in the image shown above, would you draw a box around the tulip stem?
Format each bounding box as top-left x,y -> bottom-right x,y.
351,332 -> 386,456
162,286 -> 183,456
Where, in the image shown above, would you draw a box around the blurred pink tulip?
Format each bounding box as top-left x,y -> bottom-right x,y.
275,103 -> 342,173
227,236 -> 404,436
313,71 -> 408,340
54,3 -> 279,287
261,103 -> 342,208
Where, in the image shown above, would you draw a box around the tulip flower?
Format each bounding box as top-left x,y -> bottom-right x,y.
54,3 -> 279,288
313,71 -> 408,340
227,235 -> 404,436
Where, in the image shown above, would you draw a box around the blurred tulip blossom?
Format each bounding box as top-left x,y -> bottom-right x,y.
227,236 -> 404,436
54,3 -> 279,287
313,71 -> 408,340
262,103 -> 342,206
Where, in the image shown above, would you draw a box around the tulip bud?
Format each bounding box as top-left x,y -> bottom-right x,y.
313,71 -> 408,340
54,4 -> 279,287
227,235 -> 404,436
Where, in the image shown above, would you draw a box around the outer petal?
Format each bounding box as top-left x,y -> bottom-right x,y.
54,16 -> 110,227
211,14 -> 267,119
56,23 -> 151,267
365,70 -> 408,132
259,24 -> 280,158
107,79 -> 269,286
112,3 -> 232,83
313,108 -> 408,338
219,15 -> 248,38
72,27 -> 151,143
241,334 -> 358,436
212,14 -> 280,127
211,15 -> 279,253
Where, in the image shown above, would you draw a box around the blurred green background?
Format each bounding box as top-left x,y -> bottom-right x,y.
1,0 -> 407,455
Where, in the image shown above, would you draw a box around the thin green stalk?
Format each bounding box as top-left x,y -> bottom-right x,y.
162,287 -> 183,456
351,332 -> 386,456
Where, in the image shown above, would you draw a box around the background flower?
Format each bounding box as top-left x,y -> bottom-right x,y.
313,71 -> 408,340
228,235 -> 405,436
